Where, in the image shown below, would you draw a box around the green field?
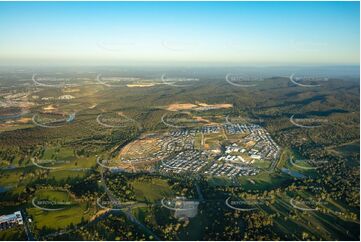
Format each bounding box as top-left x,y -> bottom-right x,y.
236,171 -> 291,190
27,189 -> 95,230
130,178 -> 174,202
0,226 -> 26,240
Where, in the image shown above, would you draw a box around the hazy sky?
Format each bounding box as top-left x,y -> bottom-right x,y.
0,1 -> 359,66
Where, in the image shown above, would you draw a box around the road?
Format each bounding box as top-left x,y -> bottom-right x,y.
43,169 -> 160,240
21,210 -> 35,241
270,156 -> 279,171
195,182 -> 204,202
100,168 -> 160,240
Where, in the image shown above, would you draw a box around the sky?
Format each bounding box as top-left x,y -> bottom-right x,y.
0,1 -> 359,66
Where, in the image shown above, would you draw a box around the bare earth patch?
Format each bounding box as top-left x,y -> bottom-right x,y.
43,104 -> 57,111
127,83 -> 155,87
166,102 -> 232,111
16,117 -> 31,123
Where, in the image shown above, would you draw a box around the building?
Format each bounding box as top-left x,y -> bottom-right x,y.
0,211 -> 23,231
173,197 -> 199,219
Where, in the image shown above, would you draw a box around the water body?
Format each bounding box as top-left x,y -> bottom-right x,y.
0,112 -> 25,120
281,168 -> 306,179
66,113 -> 76,122
0,165 -> 16,170
0,185 -> 14,193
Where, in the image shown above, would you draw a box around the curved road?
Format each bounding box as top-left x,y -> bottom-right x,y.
100,168 -> 160,240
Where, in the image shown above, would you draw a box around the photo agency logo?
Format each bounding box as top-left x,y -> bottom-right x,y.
225,72 -> 264,87
32,111 -> 76,128
161,73 -> 199,87
290,40 -> 328,53
289,72 -> 329,87
225,114 -> 264,125
96,193 -> 135,211
32,198 -> 71,211
225,196 -> 273,211
289,197 -> 328,212
160,155 -> 187,171
32,73 -> 73,88
161,111 -> 202,129
161,39 -> 198,52
289,157 -> 329,170
32,189 -> 73,211
289,114 -> 329,129
96,157 -> 124,170
96,112 -> 140,129
96,138 -> 143,171
31,157 -> 71,170
96,73 -> 143,87
161,196 -> 199,219
30,146 -> 91,172
96,40 -> 136,52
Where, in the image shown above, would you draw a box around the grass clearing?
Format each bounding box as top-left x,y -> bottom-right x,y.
130,178 -> 174,202
27,189 -> 95,230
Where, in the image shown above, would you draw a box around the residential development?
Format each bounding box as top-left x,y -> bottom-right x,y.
158,122 -> 280,178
